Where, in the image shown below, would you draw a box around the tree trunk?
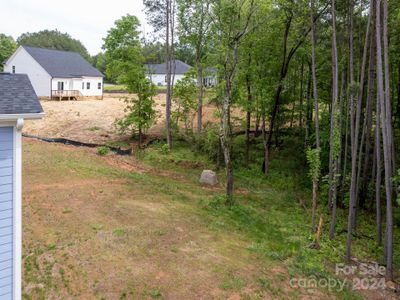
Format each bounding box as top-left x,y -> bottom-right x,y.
245,54 -> 253,168
165,0 -> 173,150
346,0 -> 356,262
220,80 -> 234,204
299,62 -> 304,129
397,62 -> 400,124
197,62 -> 204,133
329,0 -> 339,240
346,0 -> 371,260
305,62 -> 313,146
310,0 -> 320,150
379,0 -> 393,281
375,84 -> 382,246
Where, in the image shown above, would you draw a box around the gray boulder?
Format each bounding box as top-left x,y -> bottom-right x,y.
200,170 -> 218,185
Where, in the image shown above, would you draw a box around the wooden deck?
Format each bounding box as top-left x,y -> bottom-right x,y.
51,90 -> 82,101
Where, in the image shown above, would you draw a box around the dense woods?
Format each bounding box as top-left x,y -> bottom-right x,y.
136,0 -> 400,283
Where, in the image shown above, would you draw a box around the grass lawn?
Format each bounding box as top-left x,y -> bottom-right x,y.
104,84 -> 128,92
104,84 -> 167,93
21,137 -> 398,299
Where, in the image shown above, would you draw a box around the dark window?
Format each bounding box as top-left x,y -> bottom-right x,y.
57,82 -> 64,91
82,82 -> 85,89
98,82 -> 101,90
87,82 -> 90,89
12,66 -> 15,73
165,76 -> 167,83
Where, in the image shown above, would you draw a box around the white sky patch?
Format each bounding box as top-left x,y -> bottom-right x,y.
0,0 -> 149,55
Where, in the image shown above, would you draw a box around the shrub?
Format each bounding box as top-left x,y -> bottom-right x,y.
160,144 -> 170,155
97,146 -> 110,156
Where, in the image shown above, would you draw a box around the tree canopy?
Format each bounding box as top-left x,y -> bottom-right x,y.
0,34 -> 17,70
17,29 -> 90,60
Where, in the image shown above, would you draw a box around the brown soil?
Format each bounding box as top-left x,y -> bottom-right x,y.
24,93 -> 239,145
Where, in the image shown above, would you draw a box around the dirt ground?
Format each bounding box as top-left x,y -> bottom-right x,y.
22,139 -> 318,299
24,93 -> 225,145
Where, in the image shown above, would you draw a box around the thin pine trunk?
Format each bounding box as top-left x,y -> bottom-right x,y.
165,0 -> 173,149
378,0 -> 393,281
299,62 -> 304,129
329,0 -> 339,240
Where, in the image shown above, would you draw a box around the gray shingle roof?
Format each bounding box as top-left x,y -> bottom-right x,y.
146,60 -> 192,75
22,46 -> 103,78
0,73 -> 43,115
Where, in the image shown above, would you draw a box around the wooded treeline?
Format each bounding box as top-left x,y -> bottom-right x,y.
140,0 -> 399,282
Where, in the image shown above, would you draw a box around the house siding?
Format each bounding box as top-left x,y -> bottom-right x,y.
4,48 -> 51,97
147,74 -> 185,86
51,76 -> 103,97
0,127 -> 14,300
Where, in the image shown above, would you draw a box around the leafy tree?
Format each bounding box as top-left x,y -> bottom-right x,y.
178,0 -> 213,132
142,41 -> 165,64
172,71 -> 198,133
144,0 -> 176,149
17,30 -> 90,60
0,34 -> 17,70
103,15 -> 156,147
91,52 -> 107,79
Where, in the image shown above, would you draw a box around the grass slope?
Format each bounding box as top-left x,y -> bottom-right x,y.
21,137 -> 397,299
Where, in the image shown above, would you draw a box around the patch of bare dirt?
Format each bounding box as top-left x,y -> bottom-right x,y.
24,93 -> 244,146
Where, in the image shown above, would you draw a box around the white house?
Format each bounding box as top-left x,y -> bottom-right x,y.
0,73 -> 44,299
4,46 -> 104,100
145,60 -> 217,87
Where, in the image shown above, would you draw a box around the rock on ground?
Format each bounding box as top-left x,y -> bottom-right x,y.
200,170 -> 218,185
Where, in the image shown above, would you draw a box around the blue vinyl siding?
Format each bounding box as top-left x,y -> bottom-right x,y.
0,127 -> 13,300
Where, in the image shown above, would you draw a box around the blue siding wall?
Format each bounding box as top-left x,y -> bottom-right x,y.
0,127 -> 13,300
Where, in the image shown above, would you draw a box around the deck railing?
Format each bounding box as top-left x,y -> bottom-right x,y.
51,90 -> 82,100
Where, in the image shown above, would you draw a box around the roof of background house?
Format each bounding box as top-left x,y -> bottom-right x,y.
0,73 -> 43,115
146,60 -> 192,75
22,45 -> 103,78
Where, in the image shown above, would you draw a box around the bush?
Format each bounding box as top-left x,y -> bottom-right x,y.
160,144 -> 170,155
97,146 -> 110,156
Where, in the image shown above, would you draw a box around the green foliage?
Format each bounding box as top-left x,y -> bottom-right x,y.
103,15 -> 142,84
91,52 -> 107,79
113,228 -> 125,237
115,90 -> 157,139
306,147 -> 321,182
97,146 -> 110,156
17,30 -> 90,60
172,72 -> 198,132
192,123 -> 221,163
0,34 -> 17,70
160,144 -> 170,155
104,15 -> 157,141
393,169 -> 400,206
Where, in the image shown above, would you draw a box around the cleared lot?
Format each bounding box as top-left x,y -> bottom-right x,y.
24,94 -> 164,144
23,93 -> 224,145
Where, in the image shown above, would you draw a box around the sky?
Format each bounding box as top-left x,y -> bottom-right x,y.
0,0 -> 149,55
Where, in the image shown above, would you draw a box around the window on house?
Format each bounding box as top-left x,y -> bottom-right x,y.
98,82 -> 102,90
165,76 -> 167,83
87,82 -> 90,89
57,82 -> 64,91
82,82 -> 85,90
12,66 -> 15,73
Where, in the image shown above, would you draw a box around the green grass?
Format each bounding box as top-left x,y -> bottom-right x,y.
104,84 -> 127,92
104,84 -> 167,93
138,135 -> 398,299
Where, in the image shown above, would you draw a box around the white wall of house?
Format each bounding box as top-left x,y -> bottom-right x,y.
51,77 -> 103,97
4,47 -> 52,97
81,77 -> 103,97
147,74 -> 185,86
